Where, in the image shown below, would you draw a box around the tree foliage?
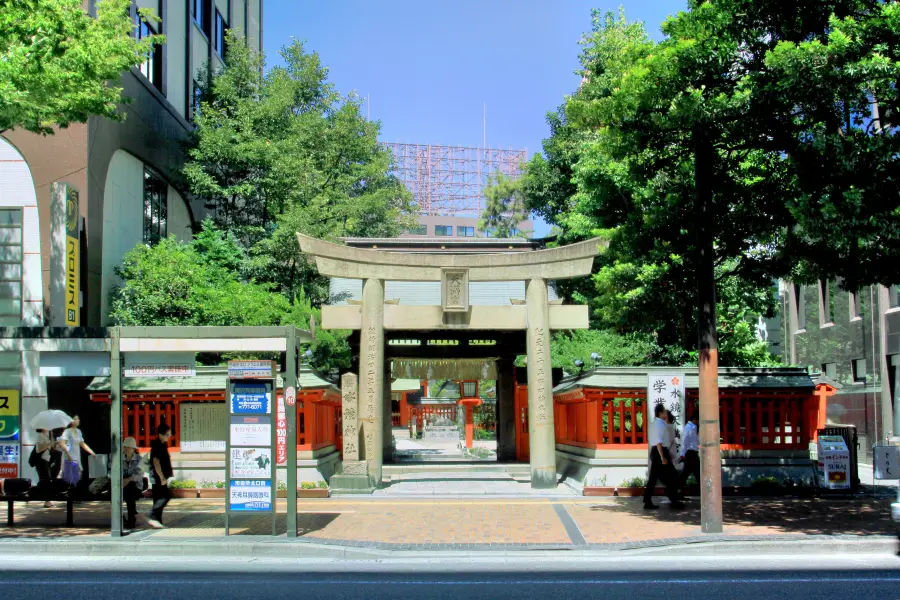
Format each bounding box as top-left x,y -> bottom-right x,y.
0,0 -> 163,135
524,3 -> 900,366
184,33 -> 415,304
109,220 -> 350,372
479,173 -> 529,238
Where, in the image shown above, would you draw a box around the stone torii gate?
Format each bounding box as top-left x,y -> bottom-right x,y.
296,234 -> 604,490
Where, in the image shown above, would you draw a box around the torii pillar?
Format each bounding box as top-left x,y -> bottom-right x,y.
359,278 -> 384,487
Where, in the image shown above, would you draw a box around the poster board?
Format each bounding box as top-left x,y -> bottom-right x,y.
225,364 -> 275,536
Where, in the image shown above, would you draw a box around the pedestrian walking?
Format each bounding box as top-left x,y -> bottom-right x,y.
678,412 -> 700,496
122,437 -> 144,529
145,424 -> 173,529
644,403 -> 684,510
58,414 -> 96,486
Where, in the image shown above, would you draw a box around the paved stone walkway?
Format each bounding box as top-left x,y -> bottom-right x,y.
0,496 -> 894,550
374,472 -> 577,497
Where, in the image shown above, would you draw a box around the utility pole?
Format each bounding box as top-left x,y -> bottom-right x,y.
694,128 -> 723,534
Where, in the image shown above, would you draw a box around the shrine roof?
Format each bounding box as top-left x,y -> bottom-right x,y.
86,365 -> 338,394
552,367 -> 815,394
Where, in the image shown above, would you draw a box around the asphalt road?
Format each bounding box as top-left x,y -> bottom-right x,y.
1,554 -> 898,600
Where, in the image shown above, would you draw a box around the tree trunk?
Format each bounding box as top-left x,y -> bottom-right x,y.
694,129 -> 723,534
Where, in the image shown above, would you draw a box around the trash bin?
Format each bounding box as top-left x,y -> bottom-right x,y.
817,434 -> 851,490
820,425 -> 860,490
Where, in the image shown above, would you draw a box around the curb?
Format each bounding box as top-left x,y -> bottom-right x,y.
0,534 -> 894,559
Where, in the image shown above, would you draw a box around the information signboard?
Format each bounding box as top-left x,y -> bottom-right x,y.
229,480 -> 272,511
226,375 -> 276,536
874,445 -> 900,480
647,373 -> 686,452
231,383 -> 270,414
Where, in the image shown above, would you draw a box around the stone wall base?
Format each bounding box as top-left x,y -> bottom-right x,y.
330,460 -> 377,494
556,447 -> 817,493
170,447 -> 341,485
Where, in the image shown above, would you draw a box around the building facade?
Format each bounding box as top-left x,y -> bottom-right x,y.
785,281 -> 900,461
0,0 -> 263,481
1,0 -> 263,327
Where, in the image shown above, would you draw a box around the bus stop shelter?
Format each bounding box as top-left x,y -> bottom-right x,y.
0,325 -> 312,537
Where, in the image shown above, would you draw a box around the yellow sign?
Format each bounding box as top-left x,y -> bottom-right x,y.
0,390 -> 19,417
65,235 -> 79,326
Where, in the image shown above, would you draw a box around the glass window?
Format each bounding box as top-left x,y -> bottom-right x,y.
822,362 -> 837,380
406,225 -> 426,235
820,280 -> 835,325
192,80 -> 203,119
136,16 -> 162,91
434,225 -> 452,236
852,358 -> 867,383
890,285 -> 899,308
457,226 -> 474,237
462,381 -> 477,397
143,167 -> 167,245
214,10 -> 227,56
192,0 -> 205,31
794,284 -> 806,330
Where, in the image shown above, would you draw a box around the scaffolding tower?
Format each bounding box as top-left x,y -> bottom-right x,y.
382,143 -> 527,216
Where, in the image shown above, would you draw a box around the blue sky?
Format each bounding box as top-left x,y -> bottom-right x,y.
263,1 -> 686,234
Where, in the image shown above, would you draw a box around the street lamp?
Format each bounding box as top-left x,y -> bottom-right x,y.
591,352 -> 602,369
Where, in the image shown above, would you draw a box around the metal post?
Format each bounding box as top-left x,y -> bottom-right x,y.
109,328 -> 123,537
224,378 -> 231,536
285,326 -> 298,538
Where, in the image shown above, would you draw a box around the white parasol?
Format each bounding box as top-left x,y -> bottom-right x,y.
30,409 -> 73,431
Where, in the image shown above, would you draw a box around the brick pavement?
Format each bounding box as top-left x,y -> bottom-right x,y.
0,497 -> 894,549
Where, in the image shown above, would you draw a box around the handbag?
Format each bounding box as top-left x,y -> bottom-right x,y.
61,460 -> 80,486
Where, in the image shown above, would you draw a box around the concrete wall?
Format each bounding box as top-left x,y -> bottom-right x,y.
170,448 -> 340,485
401,214 -> 534,239
165,0 -> 188,119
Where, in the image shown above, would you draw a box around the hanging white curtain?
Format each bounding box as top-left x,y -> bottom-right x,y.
392,358 -> 498,380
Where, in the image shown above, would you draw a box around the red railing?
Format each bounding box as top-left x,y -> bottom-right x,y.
123,401 -> 178,448
715,393 -> 812,450
554,390 -> 647,449
551,388 -> 817,451
297,390 -> 341,450
409,405 -> 458,426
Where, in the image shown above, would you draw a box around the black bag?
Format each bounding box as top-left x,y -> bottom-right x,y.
29,478 -> 69,500
27,447 -> 39,468
1,478 -> 32,496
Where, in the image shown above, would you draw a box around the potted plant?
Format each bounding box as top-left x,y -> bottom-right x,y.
614,476 -> 652,497
169,479 -> 198,499
297,480 -> 329,498
198,480 -> 225,499
277,480 -> 288,498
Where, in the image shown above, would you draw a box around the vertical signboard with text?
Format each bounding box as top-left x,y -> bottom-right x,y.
64,186 -> 79,325
0,390 -> 20,478
225,361 -> 276,535
647,373 -> 686,454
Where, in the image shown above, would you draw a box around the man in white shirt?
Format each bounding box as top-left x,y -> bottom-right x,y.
678,412 -> 701,496
644,403 -> 685,510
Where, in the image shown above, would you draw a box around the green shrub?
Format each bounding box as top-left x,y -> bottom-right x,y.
317,480 -> 328,489
199,480 -> 216,489
621,476 -> 648,488
684,475 -> 699,487
215,481 -> 225,489
170,479 -> 197,489
300,481 -> 317,490
277,480 -> 287,491
750,475 -> 782,491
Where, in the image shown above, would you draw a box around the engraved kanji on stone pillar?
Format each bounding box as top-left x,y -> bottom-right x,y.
341,372 -> 359,461
358,278 -> 385,485
526,277 -> 556,489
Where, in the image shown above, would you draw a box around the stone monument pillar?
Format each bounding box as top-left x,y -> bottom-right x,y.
330,373 -> 374,493
359,278 -> 385,487
525,277 -> 557,488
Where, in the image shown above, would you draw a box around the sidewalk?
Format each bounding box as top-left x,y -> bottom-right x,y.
0,496 -> 895,554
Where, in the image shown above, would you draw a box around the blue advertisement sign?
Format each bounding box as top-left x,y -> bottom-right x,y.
231,383 -> 270,415
229,479 -> 272,511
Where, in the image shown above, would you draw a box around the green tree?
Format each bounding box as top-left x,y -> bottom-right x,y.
184,33 -> 415,303
562,2 -> 900,530
0,0 -> 163,135
479,173 -> 529,238
109,221 -> 350,372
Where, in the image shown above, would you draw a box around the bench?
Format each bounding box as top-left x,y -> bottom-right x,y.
1,495 -> 85,527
